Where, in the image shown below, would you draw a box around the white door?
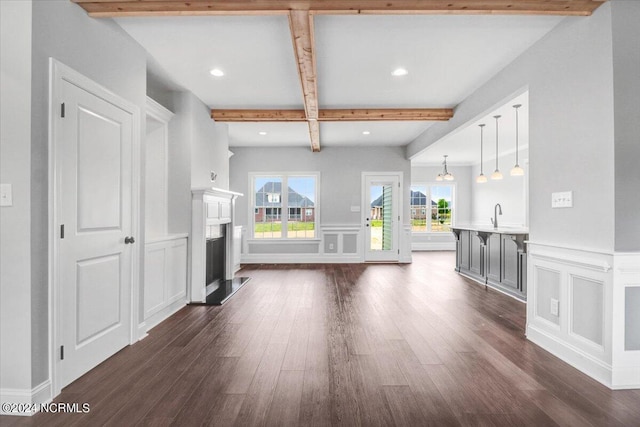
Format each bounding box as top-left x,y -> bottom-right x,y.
363,174 -> 400,262
56,77 -> 134,389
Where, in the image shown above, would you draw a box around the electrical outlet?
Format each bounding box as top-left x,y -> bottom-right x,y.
329,243 -> 335,250
550,298 -> 559,316
552,191 -> 573,208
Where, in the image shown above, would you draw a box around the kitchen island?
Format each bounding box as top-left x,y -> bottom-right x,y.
451,225 -> 528,301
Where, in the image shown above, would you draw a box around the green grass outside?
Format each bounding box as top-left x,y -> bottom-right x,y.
255,222 -> 315,232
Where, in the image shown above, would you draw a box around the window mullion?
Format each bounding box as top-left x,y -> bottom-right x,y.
427,186 -> 432,233
281,175 -> 288,239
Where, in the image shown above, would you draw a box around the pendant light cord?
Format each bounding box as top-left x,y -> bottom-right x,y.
513,104 -> 521,165
480,124 -> 485,174
494,115 -> 501,170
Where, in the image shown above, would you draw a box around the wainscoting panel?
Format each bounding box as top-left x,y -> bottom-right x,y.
625,286 -> 640,351
527,243 -> 640,389
570,275 -> 604,347
527,242 -> 613,388
241,224 -> 363,264
533,266 -> 561,327
343,234 -> 358,254
612,253 -> 640,389
142,235 -> 188,333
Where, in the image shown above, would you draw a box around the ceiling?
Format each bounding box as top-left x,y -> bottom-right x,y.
412,91 -> 530,166
113,11 -> 562,150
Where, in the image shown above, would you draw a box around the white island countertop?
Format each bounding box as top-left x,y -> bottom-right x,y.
451,225 -> 529,234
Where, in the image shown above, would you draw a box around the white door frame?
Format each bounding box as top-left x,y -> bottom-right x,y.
48,59 -> 141,397
361,172 -> 403,262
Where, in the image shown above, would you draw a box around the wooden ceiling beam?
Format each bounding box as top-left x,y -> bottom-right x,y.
288,10 -> 320,152
211,109 -> 306,122
72,1 -> 606,18
319,108 -> 454,121
211,108 -> 454,122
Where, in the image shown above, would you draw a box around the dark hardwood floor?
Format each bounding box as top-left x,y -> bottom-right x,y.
3,252 -> 640,426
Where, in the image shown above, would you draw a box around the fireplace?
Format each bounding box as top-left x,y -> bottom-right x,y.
190,187 -> 248,304
205,225 -> 226,293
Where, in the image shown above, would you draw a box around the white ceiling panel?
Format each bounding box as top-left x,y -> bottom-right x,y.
320,121 -> 435,147
314,15 -> 562,108
228,122 -> 310,148
412,92 -> 529,165
115,14 -> 558,149
116,16 -> 303,109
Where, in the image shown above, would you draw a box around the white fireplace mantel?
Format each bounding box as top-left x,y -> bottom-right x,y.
190,187 -> 243,302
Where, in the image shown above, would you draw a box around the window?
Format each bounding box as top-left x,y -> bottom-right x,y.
410,184 -> 454,232
252,173 -> 318,239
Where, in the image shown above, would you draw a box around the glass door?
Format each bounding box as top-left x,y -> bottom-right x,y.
363,174 -> 400,262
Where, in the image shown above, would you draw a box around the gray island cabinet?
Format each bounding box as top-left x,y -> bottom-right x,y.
451,226 -> 528,301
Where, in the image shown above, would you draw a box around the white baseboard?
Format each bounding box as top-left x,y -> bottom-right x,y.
411,242 -> 456,251
241,254 -> 363,264
611,365 -> 640,389
143,298 -> 187,333
0,380 -> 52,416
137,321 -> 149,341
527,324 -> 613,388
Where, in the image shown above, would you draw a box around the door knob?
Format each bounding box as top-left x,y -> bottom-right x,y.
124,236 -> 135,244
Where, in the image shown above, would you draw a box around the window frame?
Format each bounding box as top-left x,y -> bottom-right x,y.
249,172 -> 320,240
410,182 -> 456,234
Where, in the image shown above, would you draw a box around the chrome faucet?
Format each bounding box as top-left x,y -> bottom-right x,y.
491,203 -> 502,229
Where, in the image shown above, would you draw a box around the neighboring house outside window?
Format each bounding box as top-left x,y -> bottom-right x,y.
252,173 -> 318,239
410,184 -> 454,232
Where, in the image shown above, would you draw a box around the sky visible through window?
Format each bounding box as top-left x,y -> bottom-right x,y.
255,176 -> 315,203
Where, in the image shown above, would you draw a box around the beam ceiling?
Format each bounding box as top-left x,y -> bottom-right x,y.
73,1 -> 606,18
288,10 -> 320,152
212,109 -> 454,122
77,0 -> 605,151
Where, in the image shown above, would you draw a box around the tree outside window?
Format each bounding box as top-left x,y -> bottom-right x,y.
410,184 -> 454,232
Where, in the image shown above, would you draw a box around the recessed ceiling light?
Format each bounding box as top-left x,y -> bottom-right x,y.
258,131 -> 267,136
362,131 -> 371,135
209,68 -> 224,77
391,68 -> 408,77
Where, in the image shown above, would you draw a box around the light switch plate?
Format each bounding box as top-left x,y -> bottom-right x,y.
0,184 -> 12,207
552,191 -> 573,208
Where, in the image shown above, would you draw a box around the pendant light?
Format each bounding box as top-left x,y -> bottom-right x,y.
510,104 -> 525,176
476,124 -> 487,183
491,115 -> 503,180
444,155 -> 454,181
435,155 -> 454,181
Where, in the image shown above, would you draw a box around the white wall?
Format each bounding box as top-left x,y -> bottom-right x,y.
408,7 -> 616,252
469,150 -> 528,227
611,0 -> 640,252
190,96 -> 229,190
0,0 -> 33,394
166,91 -> 230,235
230,146 -> 411,260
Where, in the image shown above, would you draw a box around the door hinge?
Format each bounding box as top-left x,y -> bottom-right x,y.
61,102 -> 65,118
60,224 -> 65,239
60,345 -> 64,360
398,249 -> 400,254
